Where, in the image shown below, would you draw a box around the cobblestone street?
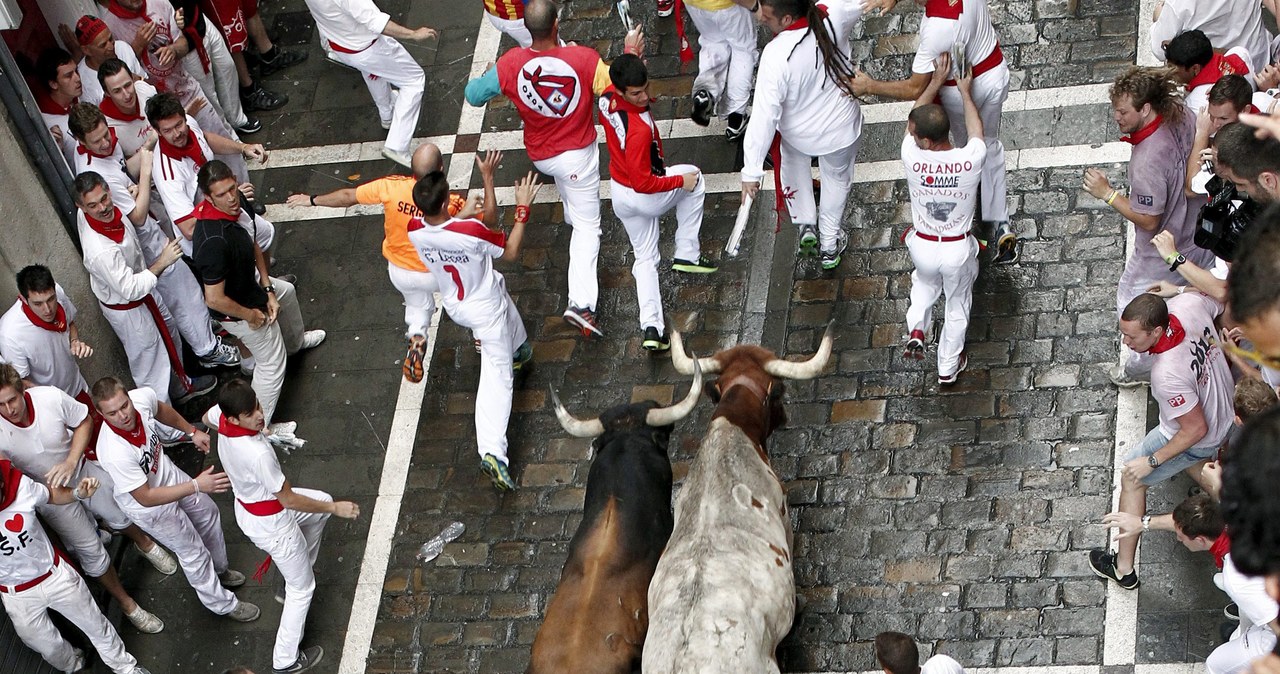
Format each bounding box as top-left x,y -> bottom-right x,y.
87,0 -> 1231,671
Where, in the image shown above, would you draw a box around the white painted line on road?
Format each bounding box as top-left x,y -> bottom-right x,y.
265,135 -> 456,169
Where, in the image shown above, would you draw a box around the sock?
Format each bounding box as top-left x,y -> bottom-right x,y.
261,46 -> 279,62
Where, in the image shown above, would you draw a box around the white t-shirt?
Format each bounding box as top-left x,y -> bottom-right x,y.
1222,553 -> 1279,628
77,42 -> 145,106
0,464 -> 57,586
77,205 -> 157,307
911,0 -> 1000,76
102,80 -> 158,159
205,406 -> 290,538
1151,0 -> 1272,73
902,135 -> 986,236
1149,292 -> 1235,450
922,654 -> 966,674
95,387 -> 189,512
0,387 -> 88,479
0,286 -> 89,396
407,217 -> 510,320
302,0 -> 391,52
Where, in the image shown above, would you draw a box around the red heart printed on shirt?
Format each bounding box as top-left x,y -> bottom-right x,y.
4,514 -> 23,533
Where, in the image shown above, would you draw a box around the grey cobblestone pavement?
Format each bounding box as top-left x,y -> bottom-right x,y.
92,0 -> 1237,671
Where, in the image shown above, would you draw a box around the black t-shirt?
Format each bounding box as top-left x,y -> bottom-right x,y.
191,207 -> 268,320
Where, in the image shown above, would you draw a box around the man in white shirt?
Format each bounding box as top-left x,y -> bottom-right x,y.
408,171 -> 539,491
90,377 -> 261,623
1164,30 -> 1256,113
874,631 -> 966,674
207,380 -> 360,674
0,365 -> 164,633
145,92 -> 267,252
741,0 -> 865,270
98,58 -> 161,158
0,460 -> 153,674
33,47 -> 82,167
74,170 -> 217,414
1090,292 -> 1235,589
299,0 -> 437,166
900,55 -> 985,386
1150,0 -> 1272,73
72,15 -> 145,106
853,0 -> 1016,265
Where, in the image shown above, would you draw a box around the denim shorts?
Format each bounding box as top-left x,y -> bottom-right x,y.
1124,426 -> 1217,486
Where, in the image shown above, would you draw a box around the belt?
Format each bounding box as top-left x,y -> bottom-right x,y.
327,38 -> 376,54
915,231 -> 970,242
0,554 -> 61,594
237,498 -> 285,516
944,45 -> 1003,86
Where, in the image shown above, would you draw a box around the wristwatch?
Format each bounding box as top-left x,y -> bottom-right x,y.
1168,253 -> 1186,272
1142,515 -> 1152,532
1147,454 -> 1161,468
262,283 -> 276,294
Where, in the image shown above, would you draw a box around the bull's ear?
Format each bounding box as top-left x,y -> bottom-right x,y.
703,380 -> 721,403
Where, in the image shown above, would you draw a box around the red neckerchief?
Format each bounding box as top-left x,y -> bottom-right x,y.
1147,314 -> 1186,354
1246,103 -> 1261,114
158,129 -> 207,168
100,96 -> 144,122
218,415 -> 259,438
20,297 -> 67,333
193,199 -> 238,222
106,0 -> 148,20
1210,531 -> 1231,570
76,128 -> 120,159
0,460 -> 24,510
9,393 -> 36,429
1120,115 -> 1163,145
925,0 -> 963,19
104,410 -> 147,448
1188,52 -> 1249,90
35,91 -> 76,116
84,207 -> 128,244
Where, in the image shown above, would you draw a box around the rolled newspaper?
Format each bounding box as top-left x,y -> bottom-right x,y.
725,192 -> 755,257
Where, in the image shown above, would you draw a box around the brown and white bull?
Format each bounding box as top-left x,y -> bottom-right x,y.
642,329 -> 833,674
527,361 -> 703,674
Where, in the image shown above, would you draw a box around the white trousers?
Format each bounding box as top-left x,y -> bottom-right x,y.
938,63 -> 1010,223
611,166 -> 705,332
1206,623 -> 1278,674
486,13 -> 532,47
687,4 -> 758,117
387,262 -> 440,338
35,501 -> 111,578
779,136 -> 860,250
239,488 -> 332,669
2,561 -> 138,673
99,294 -> 186,404
448,286 -> 526,462
123,490 -> 238,615
333,36 -> 425,155
905,234 -> 980,376
185,17 -> 249,128
219,277 -> 305,426
80,459 -> 135,531
533,144 -> 602,310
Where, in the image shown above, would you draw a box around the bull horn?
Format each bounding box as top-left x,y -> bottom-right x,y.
645,357 -> 703,427
549,385 -> 605,438
762,322 -> 835,380
670,330 -> 721,375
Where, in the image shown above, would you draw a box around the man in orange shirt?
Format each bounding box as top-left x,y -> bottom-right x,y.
289,145 -> 498,381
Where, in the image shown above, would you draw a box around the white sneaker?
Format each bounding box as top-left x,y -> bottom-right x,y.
301,330 -> 326,350
125,605 -> 165,633
219,569 -> 246,588
130,667 -> 154,674
68,648 -> 85,673
228,600 -> 261,622
381,147 -> 411,168
135,542 -> 177,575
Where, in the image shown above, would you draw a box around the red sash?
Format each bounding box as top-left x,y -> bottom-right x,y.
73,390 -> 103,462
238,497 -> 286,584
99,295 -> 192,390
944,45 -> 1004,86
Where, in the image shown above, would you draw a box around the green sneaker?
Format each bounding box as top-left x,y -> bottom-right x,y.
798,224 -> 819,257
671,255 -> 719,274
820,232 -> 848,271
481,454 -> 515,491
512,341 -> 533,372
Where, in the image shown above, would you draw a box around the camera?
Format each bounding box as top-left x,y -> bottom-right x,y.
1196,175 -> 1261,262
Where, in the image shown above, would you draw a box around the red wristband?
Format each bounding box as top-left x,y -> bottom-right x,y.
515,205 -> 530,223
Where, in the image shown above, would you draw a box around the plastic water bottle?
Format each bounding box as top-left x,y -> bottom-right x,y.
417,521 -> 465,563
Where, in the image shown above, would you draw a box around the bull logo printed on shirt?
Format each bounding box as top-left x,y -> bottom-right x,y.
517,57 -> 582,119
925,200 -> 958,221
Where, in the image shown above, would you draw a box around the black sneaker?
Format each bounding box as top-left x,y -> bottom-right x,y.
671,255 -> 718,273
725,111 -> 747,142
234,117 -> 262,134
563,305 -> 604,339
257,47 -> 308,77
691,89 -> 714,126
1088,549 -> 1139,590
992,221 -> 1019,265
641,327 -> 670,352
241,84 -> 288,112
273,646 -> 323,674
